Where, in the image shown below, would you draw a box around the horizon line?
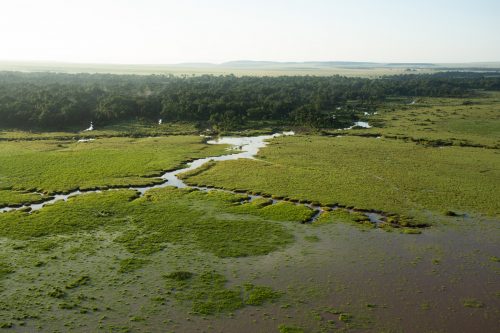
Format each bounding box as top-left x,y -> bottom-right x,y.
1,59 -> 500,66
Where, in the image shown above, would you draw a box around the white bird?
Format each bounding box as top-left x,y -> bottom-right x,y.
83,121 -> 94,131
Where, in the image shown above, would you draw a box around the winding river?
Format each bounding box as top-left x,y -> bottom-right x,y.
0,132 -> 382,224
1,132 -> 293,214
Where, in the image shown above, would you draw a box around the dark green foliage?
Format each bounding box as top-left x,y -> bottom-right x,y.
1,71 -> 497,130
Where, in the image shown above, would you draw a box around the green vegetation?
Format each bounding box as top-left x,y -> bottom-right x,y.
0,189 -> 47,208
243,283 -> 282,306
230,200 -> 315,223
462,298 -> 484,308
47,287 -> 66,299
0,262 -> 14,280
0,74 -> 498,332
339,312 -> 353,322
338,92 -> 500,148
0,135 -> 227,205
2,72 -> 499,131
278,324 -> 305,333
315,209 -> 374,227
164,271 -> 280,315
163,271 -> 193,281
0,187 -> 300,257
65,275 -> 90,289
183,135 -> 499,221
118,258 -> 150,273
0,120 -> 200,141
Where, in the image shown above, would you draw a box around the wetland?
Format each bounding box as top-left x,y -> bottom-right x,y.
0,73 -> 498,332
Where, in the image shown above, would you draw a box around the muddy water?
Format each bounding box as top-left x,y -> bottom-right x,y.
132,217 -> 499,333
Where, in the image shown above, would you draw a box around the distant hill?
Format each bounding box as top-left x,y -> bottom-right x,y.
219,61 -> 380,68
0,60 -> 498,76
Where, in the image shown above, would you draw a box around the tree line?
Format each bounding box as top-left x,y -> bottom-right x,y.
0,71 -> 498,130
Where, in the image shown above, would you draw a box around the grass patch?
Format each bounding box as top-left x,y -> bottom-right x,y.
164,271 -> 194,281
183,135 -> 499,220
231,200 -> 315,223
278,324 -> 305,333
164,271 -> 280,315
339,92 -> 500,148
0,136 -> 227,198
48,287 -> 66,299
304,235 -> 320,242
243,284 -> 282,306
315,209 -> 373,228
0,189 -> 47,208
0,187 -> 296,258
462,298 -> 484,308
65,275 -> 90,289
0,262 -> 14,280
118,258 -> 150,273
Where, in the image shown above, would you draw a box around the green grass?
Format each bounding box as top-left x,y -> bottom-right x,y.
339,92 -> 500,148
164,271 -> 280,315
182,135 -> 499,221
0,187 -> 300,258
315,209 -> 373,227
0,189 -> 47,208
0,262 -> 14,280
65,275 -> 91,289
0,135 -> 227,204
278,324 -> 305,333
0,190 -> 140,239
0,92 -> 498,331
231,200 -> 315,223
118,258 -> 150,273
243,283 -> 282,306
0,120 -> 199,140
462,298 -> 484,308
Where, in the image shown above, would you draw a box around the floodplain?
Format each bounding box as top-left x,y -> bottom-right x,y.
0,90 -> 498,333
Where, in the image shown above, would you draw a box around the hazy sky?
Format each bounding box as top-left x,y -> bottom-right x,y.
1,0 -> 499,64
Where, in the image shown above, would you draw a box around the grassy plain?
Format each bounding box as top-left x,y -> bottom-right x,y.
342,91 -> 500,148
183,136 -> 499,219
0,121 -> 200,140
183,93 -> 500,222
0,187 -> 311,257
0,91 -> 498,332
0,136 -> 227,205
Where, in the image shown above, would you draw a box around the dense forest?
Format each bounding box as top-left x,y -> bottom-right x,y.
0,71 -> 499,130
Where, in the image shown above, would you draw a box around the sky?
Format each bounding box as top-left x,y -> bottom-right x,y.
1,0 -> 499,64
